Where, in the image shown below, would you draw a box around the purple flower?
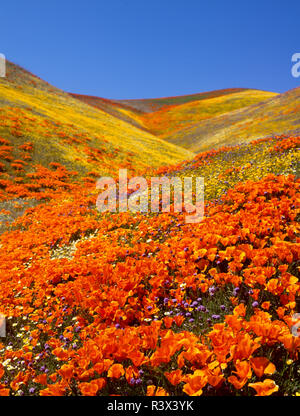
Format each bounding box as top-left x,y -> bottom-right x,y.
115,323 -> 121,329
147,306 -> 153,311
189,318 -> 195,323
252,301 -> 259,308
212,314 -> 221,320
164,297 -> 169,304
220,305 -> 226,311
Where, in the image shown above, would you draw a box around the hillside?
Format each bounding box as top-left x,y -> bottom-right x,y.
163,87 -> 300,152
73,87 -> 299,153
71,88 -> 278,135
135,89 -> 278,139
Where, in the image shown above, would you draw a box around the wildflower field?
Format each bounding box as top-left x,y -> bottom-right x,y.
0,62 -> 299,397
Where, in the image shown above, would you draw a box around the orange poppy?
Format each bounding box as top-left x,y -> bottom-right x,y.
146,385 -> 169,396
261,302 -> 270,310
79,382 -> 99,396
0,388 -> 10,396
58,364 -> 74,381
33,373 -> 48,386
183,370 -> 208,396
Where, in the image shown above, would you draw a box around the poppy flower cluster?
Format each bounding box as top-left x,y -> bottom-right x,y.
0,134 -> 299,396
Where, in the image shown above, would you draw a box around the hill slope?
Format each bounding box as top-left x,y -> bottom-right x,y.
69,93 -> 146,131
0,61 -> 194,182
163,87 -> 300,152
0,133 -> 298,396
135,89 -> 278,139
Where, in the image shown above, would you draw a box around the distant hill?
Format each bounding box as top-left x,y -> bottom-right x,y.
163,87 -> 300,152
116,88 -> 255,112
2,59 -> 299,186
69,93 -> 146,131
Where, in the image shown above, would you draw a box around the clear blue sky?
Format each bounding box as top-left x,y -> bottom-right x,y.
1,0 -> 300,99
